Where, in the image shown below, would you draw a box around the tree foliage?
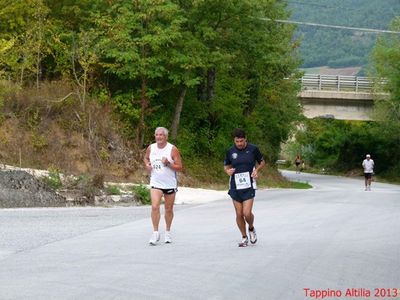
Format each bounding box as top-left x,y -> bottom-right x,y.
292,119 -> 388,174
369,17 -> 400,177
288,0 -> 400,69
0,0 -> 302,176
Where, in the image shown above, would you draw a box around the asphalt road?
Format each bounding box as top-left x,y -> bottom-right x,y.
1,171 -> 399,300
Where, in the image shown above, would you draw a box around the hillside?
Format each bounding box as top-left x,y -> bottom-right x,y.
0,81 -> 289,189
0,81 -> 141,183
288,0 -> 400,71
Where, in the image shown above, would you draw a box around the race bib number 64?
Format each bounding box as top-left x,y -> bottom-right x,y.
234,172 -> 251,190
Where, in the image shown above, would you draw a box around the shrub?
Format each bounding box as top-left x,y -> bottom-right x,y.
42,170 -> 62,190
106,185 -> 121,195
71,175 -> 100,203
91,173 -> 104,189
131,184 -> 151,205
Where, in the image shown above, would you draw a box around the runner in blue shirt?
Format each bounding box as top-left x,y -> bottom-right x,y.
224,128 -> 266,247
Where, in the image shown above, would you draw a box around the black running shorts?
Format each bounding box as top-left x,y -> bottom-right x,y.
364,173 -> 372,179
228,188 -> 255,202
151,187 -> 178,194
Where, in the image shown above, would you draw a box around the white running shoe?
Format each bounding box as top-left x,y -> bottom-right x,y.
249,228 -> 257,244
238,236 -> 248,247
149,231 -> 160,245
164,231 -> 172,244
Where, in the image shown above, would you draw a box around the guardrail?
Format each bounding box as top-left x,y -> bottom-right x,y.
300,74 -> 381,92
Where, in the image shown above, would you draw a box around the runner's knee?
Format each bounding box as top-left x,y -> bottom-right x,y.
235,210 -> 244,219
151,205 -> 160,212
243,212 -> 253,220
164,205 -> 173,213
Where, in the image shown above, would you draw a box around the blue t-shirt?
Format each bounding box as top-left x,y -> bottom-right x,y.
224,143 -> 264,190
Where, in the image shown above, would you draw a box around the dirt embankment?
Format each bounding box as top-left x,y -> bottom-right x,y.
0,81 -> 144,183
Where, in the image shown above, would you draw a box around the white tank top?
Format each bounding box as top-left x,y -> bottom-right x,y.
149,142 -> 177,189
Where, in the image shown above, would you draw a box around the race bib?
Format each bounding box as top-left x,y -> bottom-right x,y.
152,160 -> 163,171
234,172 -> 251,190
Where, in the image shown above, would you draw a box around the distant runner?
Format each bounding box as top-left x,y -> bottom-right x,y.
144,127 -> 183,245
224,128 -> 266,247
362,154 -> 374,191
294,154 -> 302,174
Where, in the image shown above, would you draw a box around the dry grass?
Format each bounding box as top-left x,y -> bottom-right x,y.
0,81 -> 295,188
0,81 -> 140,181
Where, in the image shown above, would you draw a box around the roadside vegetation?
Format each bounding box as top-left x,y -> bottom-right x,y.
282,117 -> 400,184
275,181 -> 312,189
0,0 -> 302,189
0,1 -> 399,194
279,17 -> 400,184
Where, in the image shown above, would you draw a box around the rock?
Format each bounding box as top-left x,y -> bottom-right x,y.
94,194 -> 139,206
0,170 -> 67,208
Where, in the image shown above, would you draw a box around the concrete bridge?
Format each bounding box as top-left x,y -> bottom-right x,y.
298,74 -> 387,121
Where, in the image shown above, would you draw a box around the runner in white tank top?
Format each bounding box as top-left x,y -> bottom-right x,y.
149,142 -> 177,189
362,154 -> 374,191
144,127 -> 183,245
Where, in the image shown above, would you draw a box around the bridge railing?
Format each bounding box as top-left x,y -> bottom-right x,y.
300,74 -> 382,92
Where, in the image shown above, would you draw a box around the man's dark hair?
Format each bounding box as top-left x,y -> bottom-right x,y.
232,128 -> 246,138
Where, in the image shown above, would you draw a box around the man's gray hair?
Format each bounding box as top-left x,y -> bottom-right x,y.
155,127 -> 169,137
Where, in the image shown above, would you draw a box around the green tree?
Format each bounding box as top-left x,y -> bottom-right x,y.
43,0 -> 104,31
0,0 -> 52,86
68,30 -> 101,110
97,0 -> 185,147
0,0 -> 303,180
175,0 -> 302,162
370,17 -> 400,175
40,0 -> 107,83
